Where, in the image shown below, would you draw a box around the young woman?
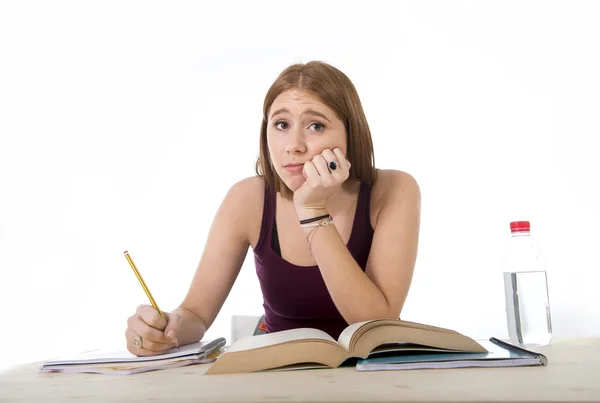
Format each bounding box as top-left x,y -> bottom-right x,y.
125,61 -> 421,356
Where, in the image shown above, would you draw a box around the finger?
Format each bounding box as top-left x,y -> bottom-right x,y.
136,304 -> 168,330
302,161 -> 321,186
311,154 -> 331,177
320,149 -> 341,173
138,337 -> 174,352
321,148 -> 336,163
125,328 -> 173,356
163,312 -> 183,345
129,314 -> 173,346
125,328 -> 145,356
332,148 -> 350,171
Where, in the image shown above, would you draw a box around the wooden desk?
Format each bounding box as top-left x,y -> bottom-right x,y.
1,338 -> 598,402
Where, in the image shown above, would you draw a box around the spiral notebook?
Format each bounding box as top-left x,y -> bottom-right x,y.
40,337 -> 226,375
356,338 -> 548,371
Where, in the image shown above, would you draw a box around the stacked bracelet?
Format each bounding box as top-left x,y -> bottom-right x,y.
300,218 -> 334,228
299,214 -> 331,225
304,217 -> 335,253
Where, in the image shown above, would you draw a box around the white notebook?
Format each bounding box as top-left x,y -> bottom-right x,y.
40,337 -> 226,375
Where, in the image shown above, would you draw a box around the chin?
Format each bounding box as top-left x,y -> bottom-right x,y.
285,176 -> 305,193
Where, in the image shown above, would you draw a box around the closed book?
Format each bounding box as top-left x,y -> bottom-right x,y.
356,337 -> 548,371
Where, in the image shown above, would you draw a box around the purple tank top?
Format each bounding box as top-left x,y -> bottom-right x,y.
253,182 -> 374,339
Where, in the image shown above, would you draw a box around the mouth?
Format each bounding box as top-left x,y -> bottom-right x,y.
284,163 -> 305,173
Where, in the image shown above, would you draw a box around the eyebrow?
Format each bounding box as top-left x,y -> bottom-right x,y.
269,108 -> 332,123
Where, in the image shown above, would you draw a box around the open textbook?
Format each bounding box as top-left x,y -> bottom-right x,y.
206,319 -> 487,375
40,337 -> 226,375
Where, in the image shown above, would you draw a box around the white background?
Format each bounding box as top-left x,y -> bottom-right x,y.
1,1 -> 599,372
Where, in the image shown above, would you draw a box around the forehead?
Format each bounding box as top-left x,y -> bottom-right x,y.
270,89 -> 334,115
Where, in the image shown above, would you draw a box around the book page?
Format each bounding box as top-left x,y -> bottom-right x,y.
226,328 -> 336,353
338,319 -> 461,352
337,321 -> 370,351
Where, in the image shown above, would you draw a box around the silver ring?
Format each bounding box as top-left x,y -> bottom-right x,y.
132,335 -> 143,348
328,160 -> 338,171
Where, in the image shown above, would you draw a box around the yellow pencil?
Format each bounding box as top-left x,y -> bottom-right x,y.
123,251 -> 167,321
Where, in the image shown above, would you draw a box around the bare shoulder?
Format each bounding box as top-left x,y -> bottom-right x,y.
226,176 -> 265,200
372,169 -> 421,205
224,176 -> 265,246
370,169 -> 421,227
224,176 -> 265,216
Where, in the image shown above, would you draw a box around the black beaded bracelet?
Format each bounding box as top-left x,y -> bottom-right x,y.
299,213 -> 331,225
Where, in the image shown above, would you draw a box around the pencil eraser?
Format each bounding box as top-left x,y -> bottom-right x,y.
124,250 -> 128,254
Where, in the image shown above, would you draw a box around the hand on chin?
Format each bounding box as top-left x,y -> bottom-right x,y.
292,148 -> 350,212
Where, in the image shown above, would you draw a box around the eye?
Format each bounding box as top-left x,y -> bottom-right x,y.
309,122 -> 326,132
274,121 -> 289,130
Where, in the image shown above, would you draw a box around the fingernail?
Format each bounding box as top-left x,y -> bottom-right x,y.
167,329 -> 175,340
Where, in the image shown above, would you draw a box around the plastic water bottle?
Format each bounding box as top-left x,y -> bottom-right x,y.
503,221 -> 552,346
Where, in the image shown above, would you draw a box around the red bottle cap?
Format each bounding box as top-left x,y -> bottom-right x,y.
510,221 -> 530,232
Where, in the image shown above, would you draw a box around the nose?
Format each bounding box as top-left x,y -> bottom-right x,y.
285,127 -> 306,154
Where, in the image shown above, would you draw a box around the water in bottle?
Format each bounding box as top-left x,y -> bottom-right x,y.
503,221 -> 552,346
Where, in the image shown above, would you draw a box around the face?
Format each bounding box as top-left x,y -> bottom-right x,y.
266,89 -> 347,192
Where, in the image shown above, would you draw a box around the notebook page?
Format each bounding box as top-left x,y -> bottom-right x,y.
43,339 -> 224,365
226,328 -> 335,353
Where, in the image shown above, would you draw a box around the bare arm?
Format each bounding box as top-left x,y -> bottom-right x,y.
162,178 -> 261,346
303,171 -> 421,324
127,178 -> 262,355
